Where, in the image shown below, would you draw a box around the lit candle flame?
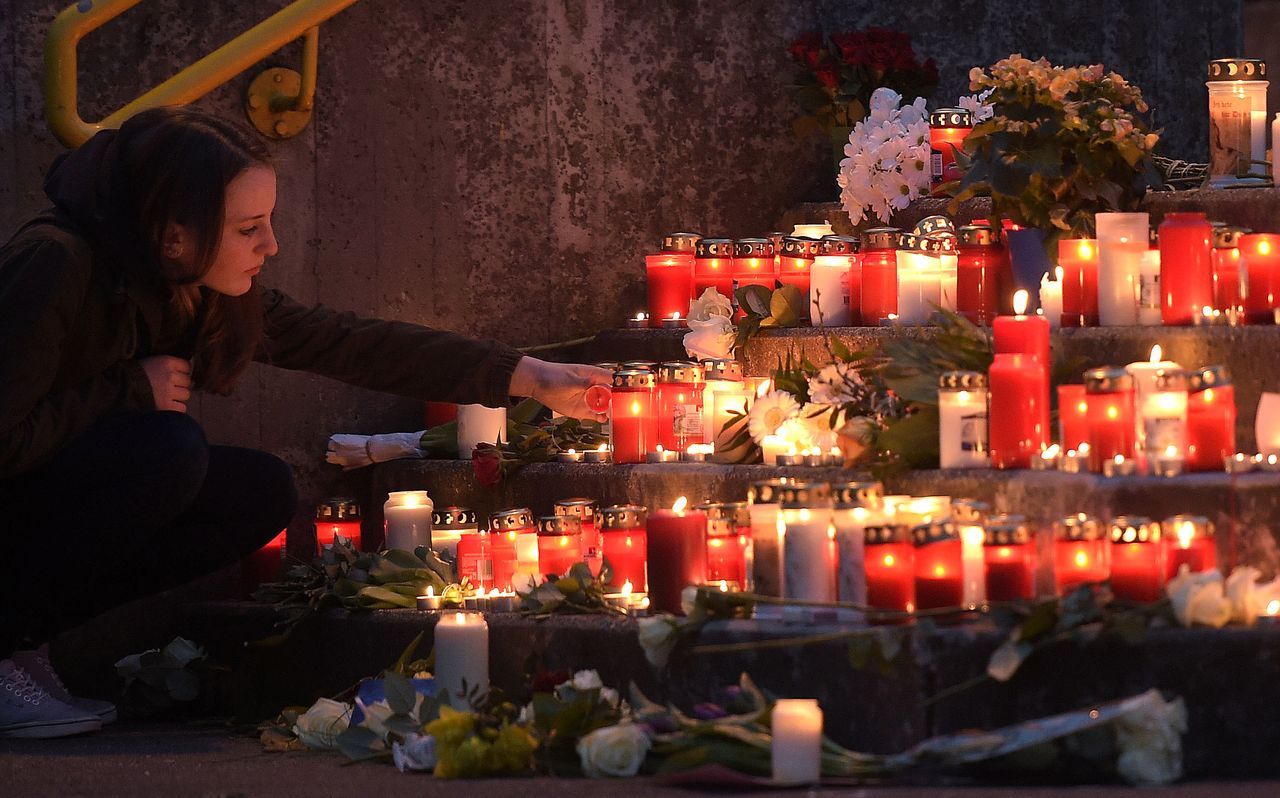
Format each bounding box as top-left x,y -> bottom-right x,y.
1177,522 -> 1194,550
1042,444 -> 1061,458
1079,442 -> 1091,454
1150,344 -> 1162,363
454,612 -> 466,624
426,586 -> 435,597
1013,289 -> 1029,315
567,448 -> 576,455
719,580 -> 729,592
1075,551 -> 1089,568
1114,454 -> 1125,465
403,494 -> 420,508
670,312 -> 682,320
1268,599 -> 1280,616
1261,240 -> 1272,256
672,496 -> 688,513
489,588 -> 500,597
597,443 -> 607,452
1078,241 -> 1093,259
756,379 -> 772,398
621,580 -> 633,596
1055,265 -> 1064,281
1165,445 -> 1179,458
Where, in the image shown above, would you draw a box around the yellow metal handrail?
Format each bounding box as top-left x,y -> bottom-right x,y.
44,0 -> 358,147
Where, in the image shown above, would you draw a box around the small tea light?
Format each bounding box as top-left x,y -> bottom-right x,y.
628,594 -> 651,617
1030,444 -> 1062,471
1259,599 -> 1280,625
776,448 -> 804,467
1261,454 -> 1280,473
825,447 -> 843,467
1151,445 -> 1185,478
605,579 -> 635,609
583,444 -> 612,464
626,312 -> 649,329
1193,306 -> 1229,326
680,443 -> 712,462
1060,447 -> 1090,474
661,313 -> 686,329
1225,452 -> 1258,474
803,448 -> 825,467
1102,454 -> 1136,478
488,590 -> 517,613
646,446 -> 679,463
463,594 -> 490,611
416,586 -> 443,611
878,313 -> 901,328
556,448 -> 583,463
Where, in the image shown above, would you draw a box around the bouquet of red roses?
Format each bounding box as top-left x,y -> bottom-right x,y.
787,27 -> 939,135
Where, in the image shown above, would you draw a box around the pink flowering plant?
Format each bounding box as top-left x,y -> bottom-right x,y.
950,55 -> 1162,253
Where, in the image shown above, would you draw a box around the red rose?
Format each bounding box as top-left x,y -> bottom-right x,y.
472,445 -> 503,487
816,65 -> 839,89
788,31 -> 823,69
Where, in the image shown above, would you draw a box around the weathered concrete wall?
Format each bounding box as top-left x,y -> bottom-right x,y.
0,1 -> 1241,550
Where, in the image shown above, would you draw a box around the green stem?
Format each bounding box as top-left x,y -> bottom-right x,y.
691,628 -> 871,656
518,335 -> 597,354
920,673 -> 992,707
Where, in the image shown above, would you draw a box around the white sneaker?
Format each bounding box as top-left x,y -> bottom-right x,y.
12,646 -> 118,725
0,659 -> 102,738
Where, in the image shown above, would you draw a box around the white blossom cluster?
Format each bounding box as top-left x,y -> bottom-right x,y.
837,87 -> 931,225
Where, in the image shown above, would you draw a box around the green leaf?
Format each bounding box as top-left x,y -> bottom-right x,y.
769,285 -> 803,327
738,285 -> 772,317
383,670 -> 417,715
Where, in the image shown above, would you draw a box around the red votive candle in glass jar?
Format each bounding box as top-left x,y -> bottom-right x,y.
693,237 -> 736,302
242,529 -> 287,596
1185,365 -> 1236,472
860,227 -> 901,324
555,498 -> 600,575
1162,514 -> 1216,580
1159,211 -> 1214,325
732,238 -> 776,291
1212,226 -> 1246,317
700,502 -> 749,590
536,514 -> 582,579
984,514 -> 1035,601
646,497 -> 708,614
1058,238 -> 1099,327
1108,516 -> 1166,602
1054,514 -> 1110,594
912,519 -> 965,610
655,361 -> 704,452
609,368 -> 656,464
1057,384 -> 1090,451
779,237 -> 820,322
864,522 -> 915,620
490,508 -> 537,588
989,353 -> 1047,468
645,231 -> 699,328
1242,233 -> 1280,324
315,497 -> 361,552
600,504 -> 648,591
456,531 -> 493,592
957,224 -> 1000,325
929,107 -> 972,196
1083,367 -> 1137,472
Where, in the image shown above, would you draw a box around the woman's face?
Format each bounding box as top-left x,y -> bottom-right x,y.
192,165 -> 279,296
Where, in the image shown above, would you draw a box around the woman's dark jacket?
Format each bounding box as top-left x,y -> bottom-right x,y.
0,130 -> 523,478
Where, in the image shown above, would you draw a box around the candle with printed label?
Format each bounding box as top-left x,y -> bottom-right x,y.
810,236 -> 857,326
832,482 -> 882,614
655,361 -> 704,452
938,371 -> 989,468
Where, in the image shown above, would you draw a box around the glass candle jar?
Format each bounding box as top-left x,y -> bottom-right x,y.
864,522 -> 915,618
1095,213 -> 1148,326
1108,516 -> 1166,602
315,497 -> 361,552
779,237 -> 820,321
983,514 -> 1035,601
912,519 -> 964,610
1054,514 -> 1110,594
554,498 -> 600,575
956,224 -> 1000,325
699,502 -> 751,591
1162,514 -> 1216,580
655,361 -> 704,452
811,235 -> 858,326
609,368 -> 656,464
645,250 -> 694,328
1241,233 -> 1280,324
896,237 -> 943,325
1206,58 -> 1269,187
1058,238 -> 1099,327
938,370 -> 989,468
384,490 -> 433,553
456,530 -> 493,592
1057,384 -> 1090,452
747,479 -> 789,596
780,482 -> 836,602
1159,212 -> 1214,325
536,514 -> 583,579
732,237 -> 777,293
989,353 -> 1047,468
701,359 -> 746,446
599,504 -> 648,591
1138,369 -> 1189,466
1083,368 -> 1137,472
693,237 -> 736,302
489,508 -> 535,588
1185,366 -> 1236,472
832,481 -> 884,609
859,227 -> 901,324
1212,225 -> 1246,317
646,498 -> 708,614
929,107 -> 972,195
430,505 -> 476,563
952,499 -> 990,607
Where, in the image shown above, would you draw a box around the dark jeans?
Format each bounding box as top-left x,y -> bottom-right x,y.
0,411 -> 297,658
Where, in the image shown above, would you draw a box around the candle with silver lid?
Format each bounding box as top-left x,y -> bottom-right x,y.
938,370 -> 989,468
1108,516 -> 1165,602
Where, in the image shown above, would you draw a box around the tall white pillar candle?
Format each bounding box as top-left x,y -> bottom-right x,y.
772,699 -> 823,785
1039,266 -> 1064,331
953,499 -> 989,608
810,254 -> 852,326
434,611 -> 490,710
1096,213 -> 1148,326
457,404 -> 507,459
384,490 -> 434,552
1137,249 -> 1162,326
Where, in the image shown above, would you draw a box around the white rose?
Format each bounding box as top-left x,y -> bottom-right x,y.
356,698 -> 395,740
292,698 -> 352,750
683,315 -> 735,361
1165,567 -> 1230,628
637,615 -> 680,668
599,687 -> 620,709
1114,691 -> 1188,786
1224,566 -> 1280,625
576,723 -> 652,778
392,732 -> 437,773
571,669 -> 604,691
688,287 -> 732,322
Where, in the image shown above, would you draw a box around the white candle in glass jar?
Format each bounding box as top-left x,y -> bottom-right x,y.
703,380 -> 750,445
833,502 -> 883,614
1096,212 -> 1148,326
748,488 -> 786,597
810,254 -> 852,326
513,530 -> 540,584
938,253 -> 959,312
384,490 -> 434,551
1139,372 -> 1189,460
782,506 -> 836,602
1126,345 -> 1183,459
896,251 -> 942,325
1137,249 -> 1162,326
938,375 -> 989,469
1039,266 -> 1064,331
457,404 -> 507,459
761,434 -> 789,466
434,611 -> 489,710
791,222 -> 834,239
960,522 -> 986,607
772,699 -> 823,785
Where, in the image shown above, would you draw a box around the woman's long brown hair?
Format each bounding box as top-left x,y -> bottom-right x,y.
115,107 -> 272,394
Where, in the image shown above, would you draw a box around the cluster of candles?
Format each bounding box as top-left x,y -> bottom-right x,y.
937,285 -> 1240,474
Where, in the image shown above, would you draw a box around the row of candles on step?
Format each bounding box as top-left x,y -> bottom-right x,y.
641,212 -> 1280,332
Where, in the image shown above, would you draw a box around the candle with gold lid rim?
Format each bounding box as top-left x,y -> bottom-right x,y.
535,514 -> 582,580
1162,515 -> 1215,580
1206,58 -> 1269,187
692,238 -> 735,300
1084,368 -> 1136,472
831,481 -> 882,613
1054,514 -> 1110,594
1211,226 -> 1246,317
731,238 -> 776,294
1186,366 -> 1235,472
600,504 -> 648,591
864,522 -> 915,619
779,237 -> 820,322
938,370 -> 989,469
609,369 -> 655,464
1108,516 -> 1165,602
983,514 -> 1036,601
747,479 -> 788,597
811,235 -> 858,326
780,482 -> 836,603
860,228 -> 900,324
956,224 -> 1000,325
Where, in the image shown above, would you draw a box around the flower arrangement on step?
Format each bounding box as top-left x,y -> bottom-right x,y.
947,54 -> 1162,255
837,87 -> 933,225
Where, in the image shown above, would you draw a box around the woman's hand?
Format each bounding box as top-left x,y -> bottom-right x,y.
509,357 -> 611,422
140,355 -> 193,412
